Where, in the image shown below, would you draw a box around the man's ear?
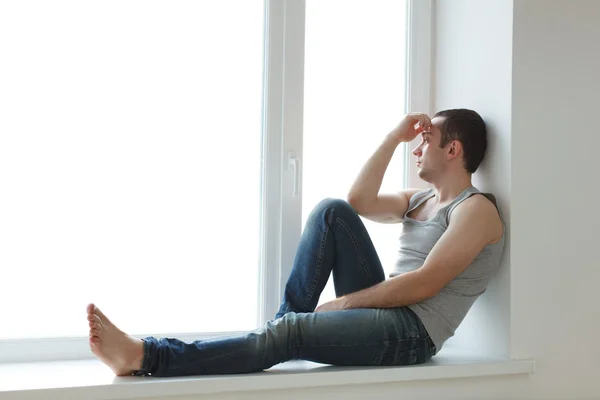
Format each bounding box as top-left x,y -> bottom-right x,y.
446,140 -> 462,160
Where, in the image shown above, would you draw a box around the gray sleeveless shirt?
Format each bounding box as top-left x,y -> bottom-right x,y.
389,186 -> 505,352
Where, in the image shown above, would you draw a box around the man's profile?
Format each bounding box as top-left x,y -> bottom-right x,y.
86,109 -> 505,377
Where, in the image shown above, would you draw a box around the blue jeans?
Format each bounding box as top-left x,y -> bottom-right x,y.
134,198 -> 436,377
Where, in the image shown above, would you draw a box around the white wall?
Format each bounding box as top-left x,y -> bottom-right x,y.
431,0 -> 513,358
432,0 -> 600,397
148,1 -> 600,398
510,0 -> 600,396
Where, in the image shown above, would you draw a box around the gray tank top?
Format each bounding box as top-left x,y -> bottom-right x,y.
389,186 -> 506,352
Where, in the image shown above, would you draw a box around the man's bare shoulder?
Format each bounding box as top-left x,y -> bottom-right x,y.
450,194 -> 504,243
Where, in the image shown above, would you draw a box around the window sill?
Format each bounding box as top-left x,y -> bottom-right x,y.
0,348 -> 534,400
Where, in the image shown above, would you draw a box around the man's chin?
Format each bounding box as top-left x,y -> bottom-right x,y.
417,170 -> 432,183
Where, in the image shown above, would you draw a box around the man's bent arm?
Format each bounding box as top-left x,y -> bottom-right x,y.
339,195 -> 501,309
347,134 -> 398,204
341,270 -> 433,309
347,113 -> 430,204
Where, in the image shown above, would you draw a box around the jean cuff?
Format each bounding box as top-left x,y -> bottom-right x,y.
132,337 -> 158,376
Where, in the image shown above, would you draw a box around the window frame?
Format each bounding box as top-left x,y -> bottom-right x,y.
0,0 -> 432,364
404,0 -> 433,189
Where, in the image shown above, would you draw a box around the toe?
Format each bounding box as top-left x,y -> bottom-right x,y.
93,306 -> 109,324
88,304 -> 109,324
89,322 -> 101,330
87,314 -> 101,323
90,328 -> 102,338
89,336 -> 100,345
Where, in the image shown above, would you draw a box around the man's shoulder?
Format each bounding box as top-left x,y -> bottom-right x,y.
466,192 -> 497,209
452,193 -> 500,221
453,193 -> 504,242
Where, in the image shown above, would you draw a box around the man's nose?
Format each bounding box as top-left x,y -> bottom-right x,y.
412,146 -> 422,157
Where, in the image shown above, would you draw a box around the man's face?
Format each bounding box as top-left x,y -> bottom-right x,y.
412,116 -> 447,182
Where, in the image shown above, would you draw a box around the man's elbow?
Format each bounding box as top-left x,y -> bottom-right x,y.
420,284 -> 439,301
414,273 -> 441,301
392,270 -> 440,306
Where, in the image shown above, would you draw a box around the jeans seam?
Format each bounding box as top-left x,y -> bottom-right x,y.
302,221 -> 329,311
334,215 -> 373,280
302,208 -> 375,310
286,336 -> 430,352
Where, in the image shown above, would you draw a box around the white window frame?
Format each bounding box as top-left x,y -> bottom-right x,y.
258,0 -> 306,326
276,0 -> 434,308
0,0 -> 432,364
404,0 -> 433,189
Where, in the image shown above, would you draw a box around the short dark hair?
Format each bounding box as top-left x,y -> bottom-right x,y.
434,109 -> 487,173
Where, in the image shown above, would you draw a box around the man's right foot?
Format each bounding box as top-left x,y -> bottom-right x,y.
86,303 -> 145,376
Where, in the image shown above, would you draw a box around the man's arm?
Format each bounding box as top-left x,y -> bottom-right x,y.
347,113 -> 431,224
323,195 -> 502,311
349,189 -> 422,224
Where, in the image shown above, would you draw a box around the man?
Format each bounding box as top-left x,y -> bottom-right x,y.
86,109 -> 505,377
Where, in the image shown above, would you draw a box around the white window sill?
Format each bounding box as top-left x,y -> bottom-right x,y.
0,348 -> 534,400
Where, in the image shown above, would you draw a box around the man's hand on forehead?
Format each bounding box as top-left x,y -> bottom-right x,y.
388,113 -> 432,144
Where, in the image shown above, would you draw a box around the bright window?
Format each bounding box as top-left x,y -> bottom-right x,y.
0,0 -> 264,339
303,0 -> 408,304
0,0 -> 420,363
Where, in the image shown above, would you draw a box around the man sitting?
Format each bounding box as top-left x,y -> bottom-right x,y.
86,109 -> 504,377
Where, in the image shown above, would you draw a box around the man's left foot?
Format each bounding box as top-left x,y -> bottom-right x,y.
86,303 -> 145,376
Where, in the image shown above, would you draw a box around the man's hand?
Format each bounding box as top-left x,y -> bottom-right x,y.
388,113 -> 432,144
315,297 -> 349,313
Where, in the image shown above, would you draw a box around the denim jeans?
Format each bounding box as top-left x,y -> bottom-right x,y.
134,198 -> 436,377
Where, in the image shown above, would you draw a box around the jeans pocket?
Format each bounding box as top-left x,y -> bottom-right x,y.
371,338 -> 435,366
372,349 -> 423,366
371,341 -> 423,366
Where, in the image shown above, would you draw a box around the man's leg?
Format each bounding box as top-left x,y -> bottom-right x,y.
275,198 -> 386,319
130,307 -> 434,377
86,198 -> 403,377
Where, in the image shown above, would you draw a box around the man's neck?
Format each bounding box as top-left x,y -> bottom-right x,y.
430,173 -> 473,204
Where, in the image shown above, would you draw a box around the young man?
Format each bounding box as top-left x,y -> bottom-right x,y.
86,109 -> 505,377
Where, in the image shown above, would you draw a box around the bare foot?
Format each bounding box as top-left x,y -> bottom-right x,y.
87,303 -> 145,376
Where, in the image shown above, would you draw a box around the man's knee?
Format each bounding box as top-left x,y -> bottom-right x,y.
263,312 -> 301,346
310,198 -> 357,220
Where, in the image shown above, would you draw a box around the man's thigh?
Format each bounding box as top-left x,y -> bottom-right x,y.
270,308 -> 434,367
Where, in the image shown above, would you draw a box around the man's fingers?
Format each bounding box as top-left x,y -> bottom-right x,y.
407,113 -> 431,130
416,118 -> 429,132
420,114 -> 432,130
